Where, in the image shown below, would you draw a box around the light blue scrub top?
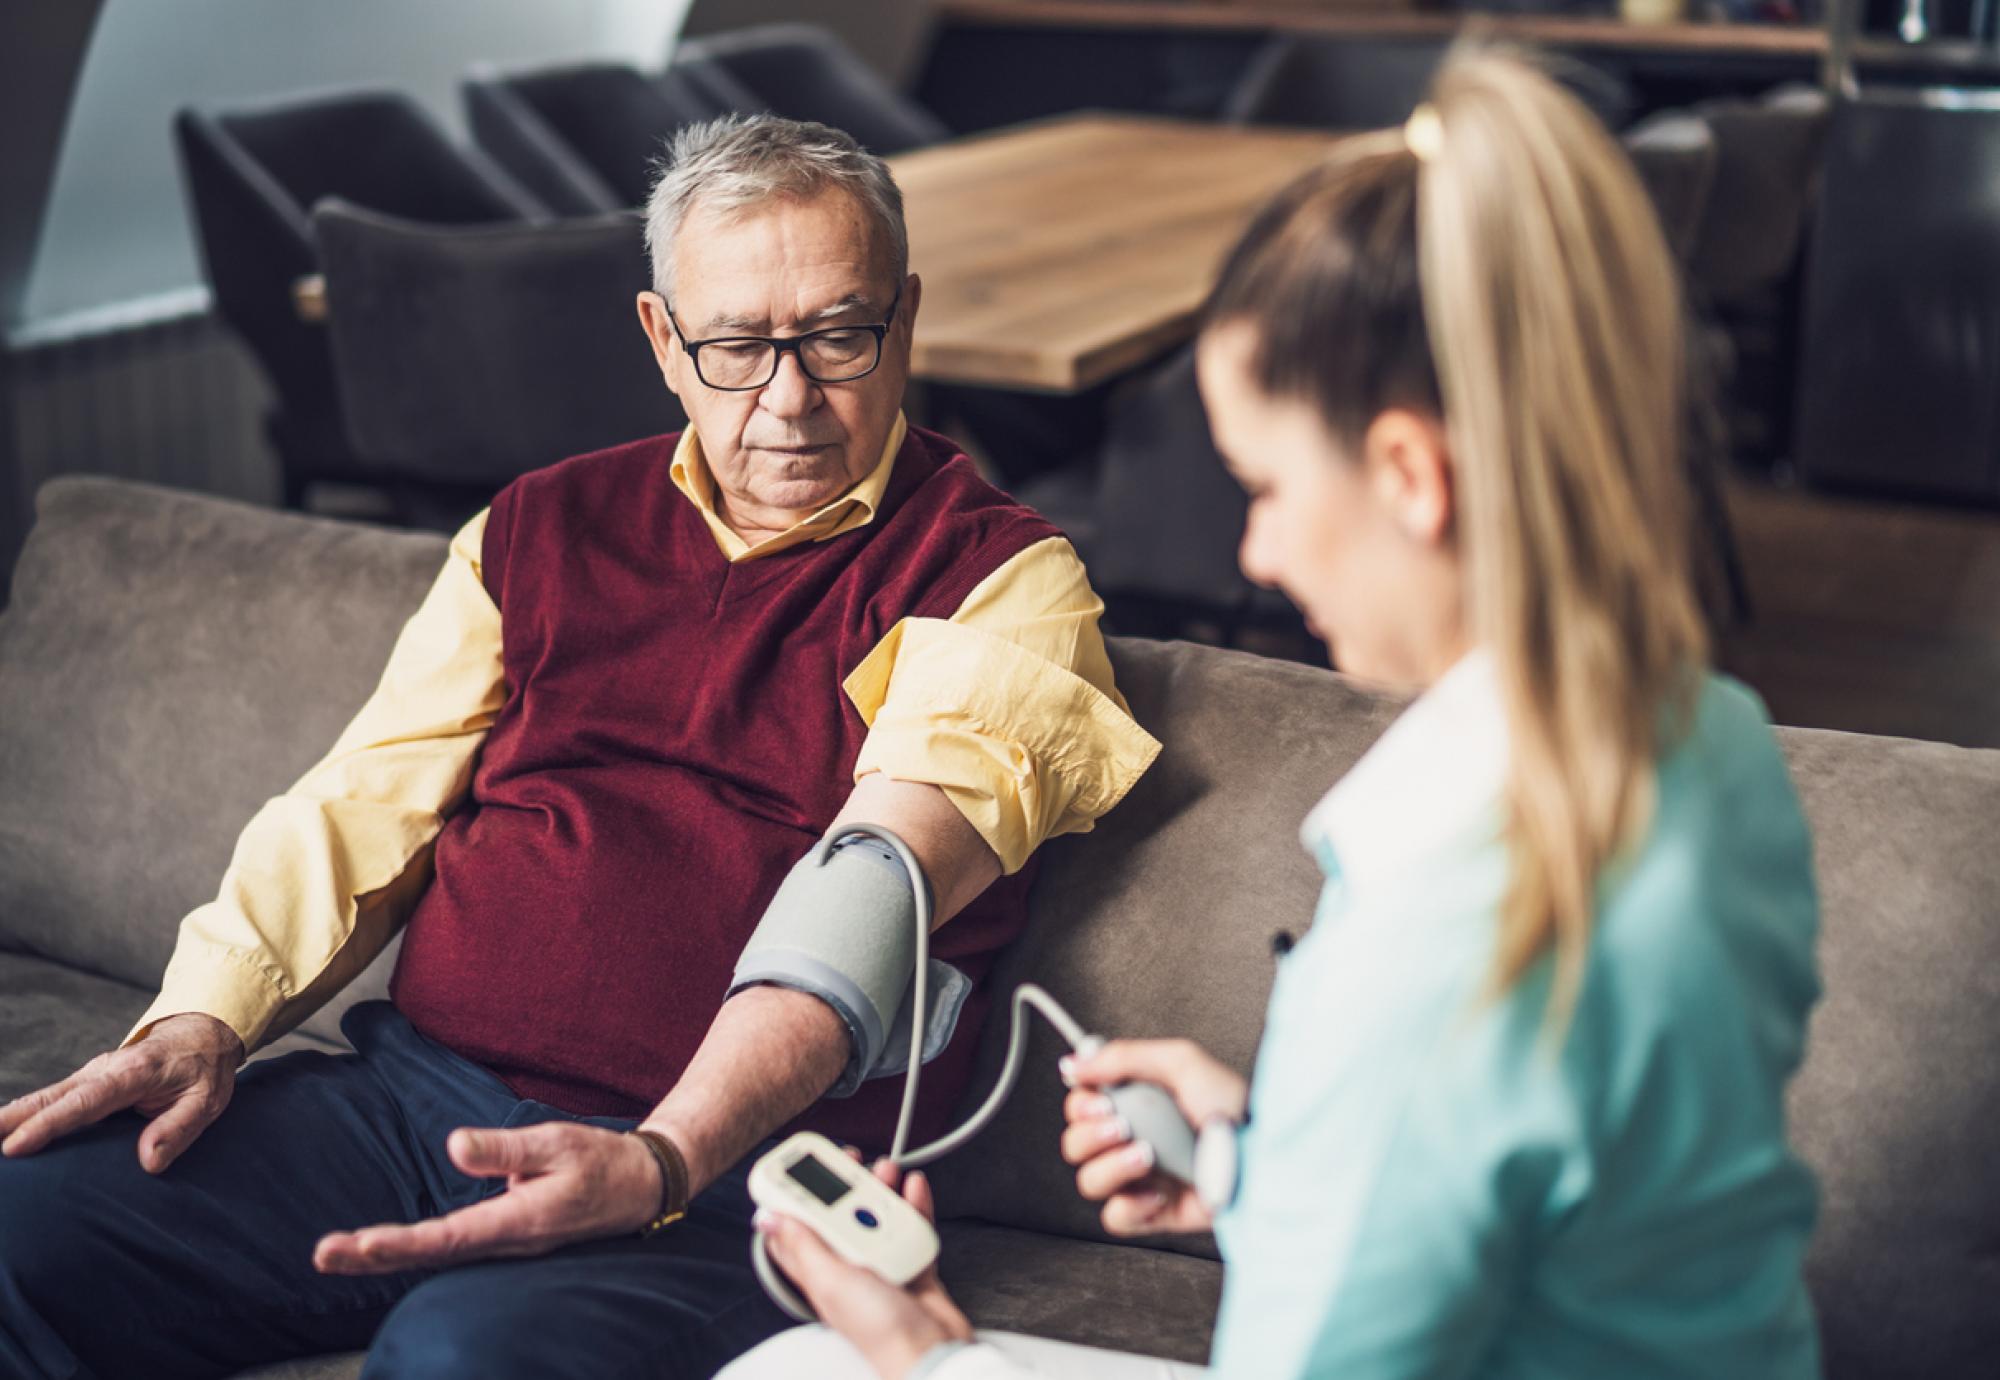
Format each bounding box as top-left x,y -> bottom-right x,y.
1209,656 -> 1823,1380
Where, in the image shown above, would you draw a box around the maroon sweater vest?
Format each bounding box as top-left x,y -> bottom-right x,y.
389,426 -> 1061,1150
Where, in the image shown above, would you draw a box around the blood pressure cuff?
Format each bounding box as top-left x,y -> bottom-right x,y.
728,832 -> 970,1098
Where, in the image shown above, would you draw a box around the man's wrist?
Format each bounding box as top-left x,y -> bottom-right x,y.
639,1113 -> 715,1197
628,1127 -> 690,1236
150,1011 -> 247,1065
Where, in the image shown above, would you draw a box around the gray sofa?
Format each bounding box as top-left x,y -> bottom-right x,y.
2,476 -> 1996,1380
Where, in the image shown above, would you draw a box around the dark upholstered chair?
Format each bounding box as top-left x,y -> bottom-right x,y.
1686,85 -> 1832,305
1038,324 -> 1750,648
174,89 -> 546,509
1793,93 -> 2000,502
1623,109 -> 1720,265
1223,35 -> 1634,133
671,22 -> 948,154
1016,346 -> 1308,653
1680,83 -> 1832,463
1222,34 -> 1448,130
463,61 -> 742,215
313,203 -> 682,526
1621,110 -> 1753,623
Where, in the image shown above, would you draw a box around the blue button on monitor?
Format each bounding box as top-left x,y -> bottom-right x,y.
854,1207 -> 879,1228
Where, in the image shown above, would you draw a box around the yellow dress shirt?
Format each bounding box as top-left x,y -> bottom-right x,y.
128,416 -> 1160,1053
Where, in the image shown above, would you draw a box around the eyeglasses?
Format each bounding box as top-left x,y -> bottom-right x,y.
663,284 -> 903,392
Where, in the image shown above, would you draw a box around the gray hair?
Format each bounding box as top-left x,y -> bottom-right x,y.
644,114 -> 908,301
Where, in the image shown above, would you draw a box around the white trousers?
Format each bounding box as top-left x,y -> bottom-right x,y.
718,1325 -> 1211,1380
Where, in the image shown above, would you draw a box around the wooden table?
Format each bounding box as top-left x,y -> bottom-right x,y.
937,1 -> 1831,60
887,114 -> 1338,392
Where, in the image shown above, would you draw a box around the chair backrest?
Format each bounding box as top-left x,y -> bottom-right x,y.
672,22 -> 947,153
173,89 -> 547,487
1079,346 -> 1303,643
1623,109 -> 1719,264
1792,93 -> 2000,502
1224,35 -> 1633,133
1686,83 -> 1832,302
174,106 -> 335,437
1223,34 -> 1445,130
314,202 -> 683,488
1089,346 -> 1251,611
465,61 -> 729,214
208,88 -> 542,229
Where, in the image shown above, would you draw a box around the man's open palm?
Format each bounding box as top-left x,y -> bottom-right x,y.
312,1121 -> 664,1274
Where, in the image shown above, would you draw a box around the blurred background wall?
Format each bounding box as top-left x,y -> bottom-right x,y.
19,0 -> 694,327
680,0 -> 936,89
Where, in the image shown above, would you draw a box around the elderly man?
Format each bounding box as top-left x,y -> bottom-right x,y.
0,117 -> 1156,1378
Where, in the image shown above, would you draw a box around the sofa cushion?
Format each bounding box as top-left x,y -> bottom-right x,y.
0,951 -> 343,1104
0,478 -> 438,1047
939,1220 -> 1220,1365
1779,725 -> 2000,1380
0,952 -> 156,1101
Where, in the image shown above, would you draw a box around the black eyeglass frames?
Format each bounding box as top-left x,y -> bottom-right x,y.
662,284 -> 903,392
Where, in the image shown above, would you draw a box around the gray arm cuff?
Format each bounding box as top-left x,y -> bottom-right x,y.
729,833 -> 969,1099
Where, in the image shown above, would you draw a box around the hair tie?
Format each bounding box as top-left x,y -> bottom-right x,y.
1404,104 -> 1444,163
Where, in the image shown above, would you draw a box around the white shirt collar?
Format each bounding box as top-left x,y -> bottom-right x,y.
1299,650 -> 1511,892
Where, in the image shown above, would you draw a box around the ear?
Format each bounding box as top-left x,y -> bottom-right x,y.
1362,409 -> 1454,547
895,272 -> 922,348
636,291 -> 687,402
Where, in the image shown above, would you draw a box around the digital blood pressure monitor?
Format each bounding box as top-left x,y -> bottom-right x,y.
746,825 -> 1226,1323
748,1131 -> 940,1286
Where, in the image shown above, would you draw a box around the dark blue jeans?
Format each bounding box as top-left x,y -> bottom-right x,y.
0,1002 -> 790,1379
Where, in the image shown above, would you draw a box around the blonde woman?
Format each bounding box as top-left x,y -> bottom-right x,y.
724,49 -> 1822,1380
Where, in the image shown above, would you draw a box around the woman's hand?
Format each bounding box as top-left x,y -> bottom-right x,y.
756,1155 -> 973,1380
1059,1038 -> 1248,1237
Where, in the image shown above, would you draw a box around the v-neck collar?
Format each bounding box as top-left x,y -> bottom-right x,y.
668,413 -> 907,564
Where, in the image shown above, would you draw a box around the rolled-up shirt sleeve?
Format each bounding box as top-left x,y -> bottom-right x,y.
122,508 -> 507,1053
843,536 -> 1161,876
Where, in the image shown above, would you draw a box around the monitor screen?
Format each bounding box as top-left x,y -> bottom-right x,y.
786,1153 -> 852,1207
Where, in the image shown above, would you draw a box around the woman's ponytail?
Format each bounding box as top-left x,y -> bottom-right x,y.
1415,52 -> 1708,1022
